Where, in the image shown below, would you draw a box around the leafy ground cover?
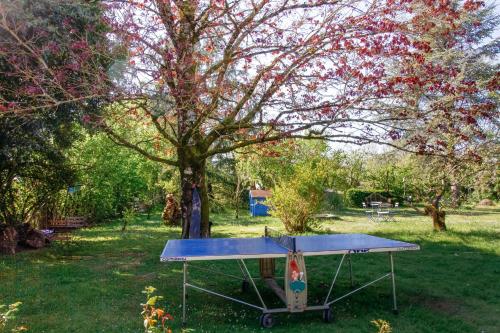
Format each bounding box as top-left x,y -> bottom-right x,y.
1,207 -> 499,332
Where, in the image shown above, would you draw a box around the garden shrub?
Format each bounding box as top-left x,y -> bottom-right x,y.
268,161 -> 327,233
345,189 -> 401,207
65,133 -> 164,222
121,207 -> 136,232
269,184 -> 322,233
345,189 -> 370,207
322,190 -> 344,212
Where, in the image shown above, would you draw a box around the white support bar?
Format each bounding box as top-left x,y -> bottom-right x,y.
327,273 -> 391,306
324,253 -> 347,305
240,259 -> 268,310
390,252 -> 398,312
186,283 -> 264,311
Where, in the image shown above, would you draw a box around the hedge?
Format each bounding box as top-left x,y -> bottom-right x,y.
345,188 -> 402,207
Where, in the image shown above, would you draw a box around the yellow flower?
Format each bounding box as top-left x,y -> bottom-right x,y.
144,317 -> 157,328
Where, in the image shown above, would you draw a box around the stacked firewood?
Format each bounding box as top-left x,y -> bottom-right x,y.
162,194 -> 181,226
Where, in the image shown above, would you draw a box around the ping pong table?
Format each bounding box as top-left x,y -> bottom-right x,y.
160,227 -> 419,328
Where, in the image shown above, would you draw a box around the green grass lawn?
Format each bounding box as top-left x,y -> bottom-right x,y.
1,207 -> 499,332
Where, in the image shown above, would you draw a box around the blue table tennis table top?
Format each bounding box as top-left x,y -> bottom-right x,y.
160,233 -> 419,262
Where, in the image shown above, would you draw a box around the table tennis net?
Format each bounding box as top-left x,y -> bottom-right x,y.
265,226 -> 296,252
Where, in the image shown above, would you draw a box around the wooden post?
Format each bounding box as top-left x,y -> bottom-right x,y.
259,258 -> 275,279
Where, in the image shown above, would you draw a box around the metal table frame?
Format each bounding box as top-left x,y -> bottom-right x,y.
180,250 -> 399,326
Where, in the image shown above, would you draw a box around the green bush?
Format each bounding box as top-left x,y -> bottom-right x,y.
322,191 -> 344,212
345,189 -> 371,207
268,160 -> 328,233
66,133 -> 164,222
269,184 -> 322,233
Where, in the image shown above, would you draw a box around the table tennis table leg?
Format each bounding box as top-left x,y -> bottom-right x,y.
239,259 -> 268,311
389,252 -> 398,314
237,260 -> 250,291
348,253 -> 354,288
324,253 -> 347,305
183,261 -> 187,326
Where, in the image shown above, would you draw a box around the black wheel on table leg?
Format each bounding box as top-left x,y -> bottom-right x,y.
322,306 -> 333,323
241,280 -> 250,292
393,309 -> 399,315
259,313 -> 274,328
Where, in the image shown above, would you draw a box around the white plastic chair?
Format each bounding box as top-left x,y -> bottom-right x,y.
363,202 -> 375,221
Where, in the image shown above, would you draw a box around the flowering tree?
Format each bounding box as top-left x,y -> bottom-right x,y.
2,0 -> 496,237
101,0 -> 457,238
0,0 -> 112,114
0,0 -> 112,225
377,1 -> 499,230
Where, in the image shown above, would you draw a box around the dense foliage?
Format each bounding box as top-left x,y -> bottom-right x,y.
0,0 -> 110,226
255,141 -> 340,232
269,159 -> 331,233
63,132 -> 164,222
0,112 -> 78,225
0,0 -> 497,233
345,189 -> 392,208
0,0 -> 112,113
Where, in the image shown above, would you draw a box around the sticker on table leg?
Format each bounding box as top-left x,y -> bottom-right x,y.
285,252 -> 307,312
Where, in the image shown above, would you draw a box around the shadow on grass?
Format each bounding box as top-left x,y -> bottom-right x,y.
445,208 -> 500,216
2,208 -> 499,333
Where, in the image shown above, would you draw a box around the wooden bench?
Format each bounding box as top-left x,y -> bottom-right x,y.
48,216 -> 88,229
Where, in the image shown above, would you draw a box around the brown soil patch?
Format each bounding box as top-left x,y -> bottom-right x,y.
412,295 -> 463,316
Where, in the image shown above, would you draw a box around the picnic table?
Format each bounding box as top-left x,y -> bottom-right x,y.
363,202 -> 397,222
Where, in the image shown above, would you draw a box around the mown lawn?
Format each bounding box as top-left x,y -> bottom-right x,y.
1,207 -> 499,332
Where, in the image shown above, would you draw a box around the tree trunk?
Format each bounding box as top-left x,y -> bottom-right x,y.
424,192 -> 447,231
450,182 -> 460,208
179,159 -> 210,239
235,174 -> 240,219
425,205 -> 447,231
